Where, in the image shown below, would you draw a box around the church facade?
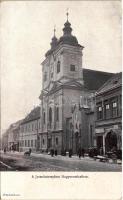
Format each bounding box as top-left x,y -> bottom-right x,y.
39,14 -> 85,154
39,14 -> 115,154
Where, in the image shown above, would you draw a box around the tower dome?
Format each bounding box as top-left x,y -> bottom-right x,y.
58,11 -> 82,47
45,27 -> 58,57
50,26 -> 58,49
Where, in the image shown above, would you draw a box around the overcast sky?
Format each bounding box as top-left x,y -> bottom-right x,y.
1,1 -> 121,133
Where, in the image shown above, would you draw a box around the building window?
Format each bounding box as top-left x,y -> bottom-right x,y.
112,101 -> 118,118
38,122 -> 40,129
25,140 -> 27,147
97,106 -> 103,120
70,64 -> 75,71
35,140 -> 37,147
56,107 -> 59,121
56,137 -> 58,145
44,72 -> 47,82
32,124 -> 34,131
35,123 -> 37,130
28,124 -> 30,131
31,140 -> 33,147
28,140 -> 30,147
43,112 -> 45,124
25,125 -> 27,132
43,139 -> 45,145
21,127 -> 24,132
57,61 -> 60,73
51,72 -> 53,78
104,103 -> 110,119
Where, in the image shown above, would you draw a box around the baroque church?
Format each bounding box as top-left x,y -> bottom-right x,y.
39,13 -> 113,154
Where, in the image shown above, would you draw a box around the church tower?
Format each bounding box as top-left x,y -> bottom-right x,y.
39,12 -> 84,153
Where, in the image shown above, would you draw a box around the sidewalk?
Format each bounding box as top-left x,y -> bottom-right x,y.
1,150 -> 122,165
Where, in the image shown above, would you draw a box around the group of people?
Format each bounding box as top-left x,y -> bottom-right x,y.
50,149 -> 58,157
77,148 -> 85,159
49,148 -> 85,159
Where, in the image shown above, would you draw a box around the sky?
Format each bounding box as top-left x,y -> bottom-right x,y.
1,1 -> 122,133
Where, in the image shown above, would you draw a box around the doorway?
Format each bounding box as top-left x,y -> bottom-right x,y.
105,131 -> 117,152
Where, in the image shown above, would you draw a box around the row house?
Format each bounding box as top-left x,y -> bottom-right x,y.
19,106 -> 41,152
95,72 -> 122,154
3,120 -> 22,151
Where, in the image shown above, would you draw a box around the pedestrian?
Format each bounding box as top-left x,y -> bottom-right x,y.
55,149 -> 57,156
78,148 -> 82,159
4,147 -> 6,154
69,149 -> 72,158
81,148 -> 85,157
51,149 -> 54,157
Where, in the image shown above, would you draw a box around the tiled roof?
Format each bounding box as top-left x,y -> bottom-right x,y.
83,68 -> 115,91
96,72 -> 122,95
21,106 -> 40,124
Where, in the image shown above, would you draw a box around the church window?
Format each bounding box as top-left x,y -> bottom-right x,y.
57,61 -> 60,73
49,107 -> 52,122
56,107 -> 59,121
43,112 -> 45,124
70,64 -> 75,71
49,107 -> 52,127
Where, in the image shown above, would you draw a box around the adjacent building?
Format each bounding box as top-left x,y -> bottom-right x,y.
19,106 -> 41,152
95,72 -> 122,154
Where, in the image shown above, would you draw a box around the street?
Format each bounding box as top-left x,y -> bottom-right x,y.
0,151 -> 122,171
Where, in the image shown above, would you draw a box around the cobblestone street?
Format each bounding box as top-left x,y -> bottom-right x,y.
0,151 -> 121,171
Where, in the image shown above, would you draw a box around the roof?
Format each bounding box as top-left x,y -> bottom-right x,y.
45,19 -> 83,57
21,106 -> 40,125
83,68 -> 115,91
2,119 -> 23,137
96,72 -> 122,95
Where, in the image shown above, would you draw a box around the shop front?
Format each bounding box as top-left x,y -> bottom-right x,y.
95,125 -> 122,155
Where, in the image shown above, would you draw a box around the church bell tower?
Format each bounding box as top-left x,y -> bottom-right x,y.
40,11 -> 84,153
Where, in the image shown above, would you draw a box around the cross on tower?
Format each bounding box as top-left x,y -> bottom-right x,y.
66,8 -> 69,21
54,25 -> 56,36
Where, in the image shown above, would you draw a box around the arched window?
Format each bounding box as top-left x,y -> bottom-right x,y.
56,107 -> 59,121
43,112 -> 45,124
57,61 -> 60,73
49,107 -> 52,123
